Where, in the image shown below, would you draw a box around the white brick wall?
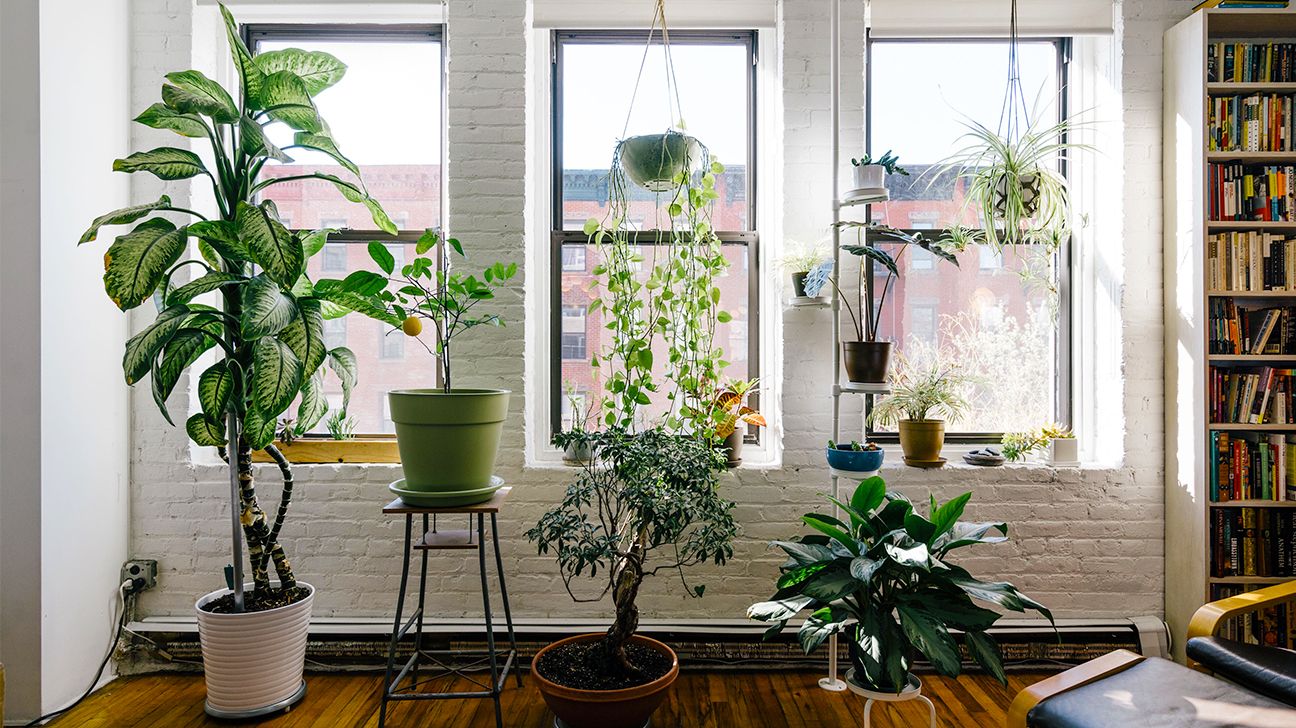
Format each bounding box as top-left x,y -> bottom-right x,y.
125,0 -> 1192,629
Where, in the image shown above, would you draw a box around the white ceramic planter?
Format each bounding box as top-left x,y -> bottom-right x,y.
1047,437 -> 1079,465
195,582 -> 314,718
852,164 -> 887,191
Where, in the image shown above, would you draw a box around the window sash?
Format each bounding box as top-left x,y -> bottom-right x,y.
864,36 -> 1073,444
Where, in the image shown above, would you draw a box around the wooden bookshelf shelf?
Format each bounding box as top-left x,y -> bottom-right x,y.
1208,151 -> 1296,162
1208,354 -> 1296,361
1209,422 -> 1296,431
1208,290 -> 1296,298
1207,221 -> 1296,231
1209,576 -> 1294,585
1210,500 -> 1296,508
1208,82 -> 1296,93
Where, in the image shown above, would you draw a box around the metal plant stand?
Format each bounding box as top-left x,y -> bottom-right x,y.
379,486 -> 520,728
847,670 -> 937,728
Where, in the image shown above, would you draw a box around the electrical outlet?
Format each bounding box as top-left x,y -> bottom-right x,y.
121,559 -> 157,591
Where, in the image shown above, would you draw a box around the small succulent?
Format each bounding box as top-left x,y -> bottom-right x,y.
325,410 -> 356,441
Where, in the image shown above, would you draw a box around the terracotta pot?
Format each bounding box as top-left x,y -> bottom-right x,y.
533,634 -> 679,728
720,430 -> 743,468
898,420 -> 945,464
791,272 -> 809,298
842,341 -> 891,383
195,582 -> 314,718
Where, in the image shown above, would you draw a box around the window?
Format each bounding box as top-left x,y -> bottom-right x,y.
248,23 -> 444,436
867,38 -> 1069,439
551,30 -> 760,438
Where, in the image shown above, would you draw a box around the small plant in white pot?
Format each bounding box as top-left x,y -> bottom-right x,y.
562,381 -> 595,465
849,149 -> 908,195
1043,424 -> 1078,465
868,353 -> 970,468
1001,423 -> 1076,466
79,4 -> 397,717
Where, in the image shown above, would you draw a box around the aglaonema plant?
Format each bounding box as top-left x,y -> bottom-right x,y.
78,4 -> 396,607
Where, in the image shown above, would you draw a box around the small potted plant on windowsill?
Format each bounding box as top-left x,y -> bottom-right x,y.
691,378 -> 767,468
328,231 -> 518,507
849,149 -> 908,197
748,475 -> 1052,696
868,353 -> 969,468
1002,423 -> 1077,466
562,381 -> 596,465
778,242 -> 831,299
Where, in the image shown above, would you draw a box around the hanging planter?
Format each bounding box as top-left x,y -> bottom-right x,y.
618,131 -> 703,192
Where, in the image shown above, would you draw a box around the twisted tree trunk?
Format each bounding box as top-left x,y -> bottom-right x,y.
603,529 -> 648,678
235,440 -> 297,595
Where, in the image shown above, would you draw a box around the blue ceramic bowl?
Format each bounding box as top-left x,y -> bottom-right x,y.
825,446 -> 884,473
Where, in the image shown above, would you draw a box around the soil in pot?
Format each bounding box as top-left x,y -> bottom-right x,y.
200,585 -> 312,614
536,641 -> 673,691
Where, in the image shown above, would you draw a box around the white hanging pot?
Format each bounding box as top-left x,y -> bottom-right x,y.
619,131 -> 703,192
992,171 -> 1041,219
851,164 -> 887,192
195,582 -> 314,718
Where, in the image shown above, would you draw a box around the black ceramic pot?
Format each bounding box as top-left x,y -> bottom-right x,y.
791,272 -> 809,298
843,341 -> 892,383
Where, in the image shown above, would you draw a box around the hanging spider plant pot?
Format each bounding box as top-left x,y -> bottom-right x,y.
992,169 -> 1042,219
618,131 -> 702,192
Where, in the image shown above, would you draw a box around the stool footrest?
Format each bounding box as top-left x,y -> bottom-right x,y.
415,529 -> 478,550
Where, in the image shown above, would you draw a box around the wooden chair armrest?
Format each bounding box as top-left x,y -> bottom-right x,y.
1005,649 -> 1144,728
1187,579 -> 1296,643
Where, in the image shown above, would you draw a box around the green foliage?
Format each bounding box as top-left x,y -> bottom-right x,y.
776,241 -> 831,275
832,223 -> 959,342
748,476 -> 1051,692
325,230 -> 518,393
1001,423 -> 1074,462
325,409 -> 357,441
868,352 -> 971,427
688,377 -> 767,441
850,149 -> 908,176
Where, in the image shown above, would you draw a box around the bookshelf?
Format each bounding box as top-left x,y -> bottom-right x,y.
1166,7 -> 1296,660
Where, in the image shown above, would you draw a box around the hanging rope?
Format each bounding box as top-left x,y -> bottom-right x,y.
620,0 -> 688,139
996,0 -> 1029,143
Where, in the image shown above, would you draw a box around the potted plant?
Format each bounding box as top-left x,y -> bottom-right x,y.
1001,423 -> 1077,465
826,439 -> 884,474
617,130 -> 704,192
868,353 -> 969,467
778,242 -> 831,298
748,475 -> 1053,694
329,231 -> 518,507
527,428 -> 738,728
77,4 -> 396,717
562,381 -> 595,465
829,224 -> 958,383
849,149 -> 908,194
691,378 -> 766,468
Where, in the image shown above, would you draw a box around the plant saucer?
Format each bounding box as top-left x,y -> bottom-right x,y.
903,456 -> 947,469
388,476 -> 504,508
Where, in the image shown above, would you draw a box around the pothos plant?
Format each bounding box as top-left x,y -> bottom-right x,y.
79,4 -> 396,605
584,135 -> 732,431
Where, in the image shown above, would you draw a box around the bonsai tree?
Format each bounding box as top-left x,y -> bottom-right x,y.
527,428 -> 738,678
748,475 -> 1052,692
78,4 -> 395,609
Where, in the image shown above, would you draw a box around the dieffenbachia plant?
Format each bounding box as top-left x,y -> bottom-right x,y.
78,4 -> 396,602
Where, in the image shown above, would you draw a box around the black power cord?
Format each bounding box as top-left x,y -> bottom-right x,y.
24,578 -> 143,726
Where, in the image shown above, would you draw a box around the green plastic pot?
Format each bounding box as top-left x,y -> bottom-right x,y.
619,132 -> 701,192
388,389 -> 510,498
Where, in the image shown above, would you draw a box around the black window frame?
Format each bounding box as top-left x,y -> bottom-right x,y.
550,29 -> 762,442
864,36 -> 1074,444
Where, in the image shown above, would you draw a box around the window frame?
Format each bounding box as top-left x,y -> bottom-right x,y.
864,35 -> 1074,444
549,29 -> 762,441
244,21 -> 446,440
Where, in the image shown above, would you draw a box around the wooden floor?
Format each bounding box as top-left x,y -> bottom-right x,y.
51,669 -> 1053,727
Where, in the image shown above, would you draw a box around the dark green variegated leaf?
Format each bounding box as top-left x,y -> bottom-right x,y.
340,270 -> 387,295
849,556 -> 884,585
236,201 -> 302,287
80,195 -> 172,244
255,48 -> 346,95
151,322 -> 220,424
930,492 -> 973,541
134,104 -> 209,139
300,228 -> 334,259
965,631 -> 1007,685
251,338 -> 303,417
103,218 -> 187,310
257,71 -> 322,132
896,604 -> 962,677
938,521 -> 1009,553
904,511 -> 937,545
900,593 -> 1000,631
241,275 -> 296,339
884,541 -> 931,570
243,407 -> 277,450
294,370 -> 328,434
797,605 -> 849,654
312,279 -> 402,327
801,513 -> 860,556
199,360 -> 235,416
279,298 -> 327,375
776,561 -> 829,590
801,569 -> 860,602
292,132 -> 359,176
122,305 -> 190,385
167,271 -> 245,305
772,540 -> 835,567
746,595 -> 815,622
113,148 -> 207,181
219,3 -> 264,106
186,413 -> 226,447
188,219 -> 251,262
949,575 -> 1054,623
841,244 -> 898,277
327,347 -> 358,411
241,120 -> 292,163
162,70 -> 238,123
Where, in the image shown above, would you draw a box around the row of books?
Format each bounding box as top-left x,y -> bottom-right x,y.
1209,163 -> 1296,221
1209,584 -> 1296,649
1207,231 -> 1296,291
1208,39 -> 1296,84
1211,431 -> 1296,501
1211,507 -> 1296,576
1211,366 -> 1296,424
1209,300 -> 1296,354
1208,93 -> 1296,152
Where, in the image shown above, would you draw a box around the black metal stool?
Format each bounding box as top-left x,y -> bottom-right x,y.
379,486 -> 520,728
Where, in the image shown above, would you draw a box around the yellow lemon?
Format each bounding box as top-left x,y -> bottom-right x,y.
401,316 -> 423,337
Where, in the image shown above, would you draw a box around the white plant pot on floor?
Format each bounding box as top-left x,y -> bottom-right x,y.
195,582 -> 314,718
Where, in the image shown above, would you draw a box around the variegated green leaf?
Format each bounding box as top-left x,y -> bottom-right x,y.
80,195 -> 173,245
278,297 -> 327,375
251,338 -> 303,418
134,103 -> 209,139
167,271 -> 245,306
327,347 -> 357,411
122,305 -> 190,385
198,360 -> 235,417
236,201 -> 302,287
151,321 -> 221,424
300,228 -> 335,259
312,279 -> 402,327
188,219 -> 250,262
294,370 -> 328,434
219,3 -> 264,106
291,132 -> 358,176
257,71 -> 322,132
255,48 -> 346,95
186,413 -> 227,447
243,407 -> 277,450
241,274 -> 296,339
241,120 -> 292,163
162,69 -> 238,123
103,218 -> 188,310
112,148 -> 207,181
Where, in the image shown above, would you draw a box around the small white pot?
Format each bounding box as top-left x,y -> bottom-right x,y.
852,164 -> 887,191
1047,438 -> 1079,465
195,582 -> 314,718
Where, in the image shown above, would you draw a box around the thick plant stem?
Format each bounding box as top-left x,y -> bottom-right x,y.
236,441 -> 272,593
603,530 -> 647,678
262,444 -> 298,589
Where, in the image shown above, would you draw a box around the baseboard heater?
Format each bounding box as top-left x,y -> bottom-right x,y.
122,615 -> 1167,675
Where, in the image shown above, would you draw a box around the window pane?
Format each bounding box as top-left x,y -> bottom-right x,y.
559,38 -> 750,230
559,242 -> 750,427
257,37 -> 442,232
870,41 -> 1058,230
